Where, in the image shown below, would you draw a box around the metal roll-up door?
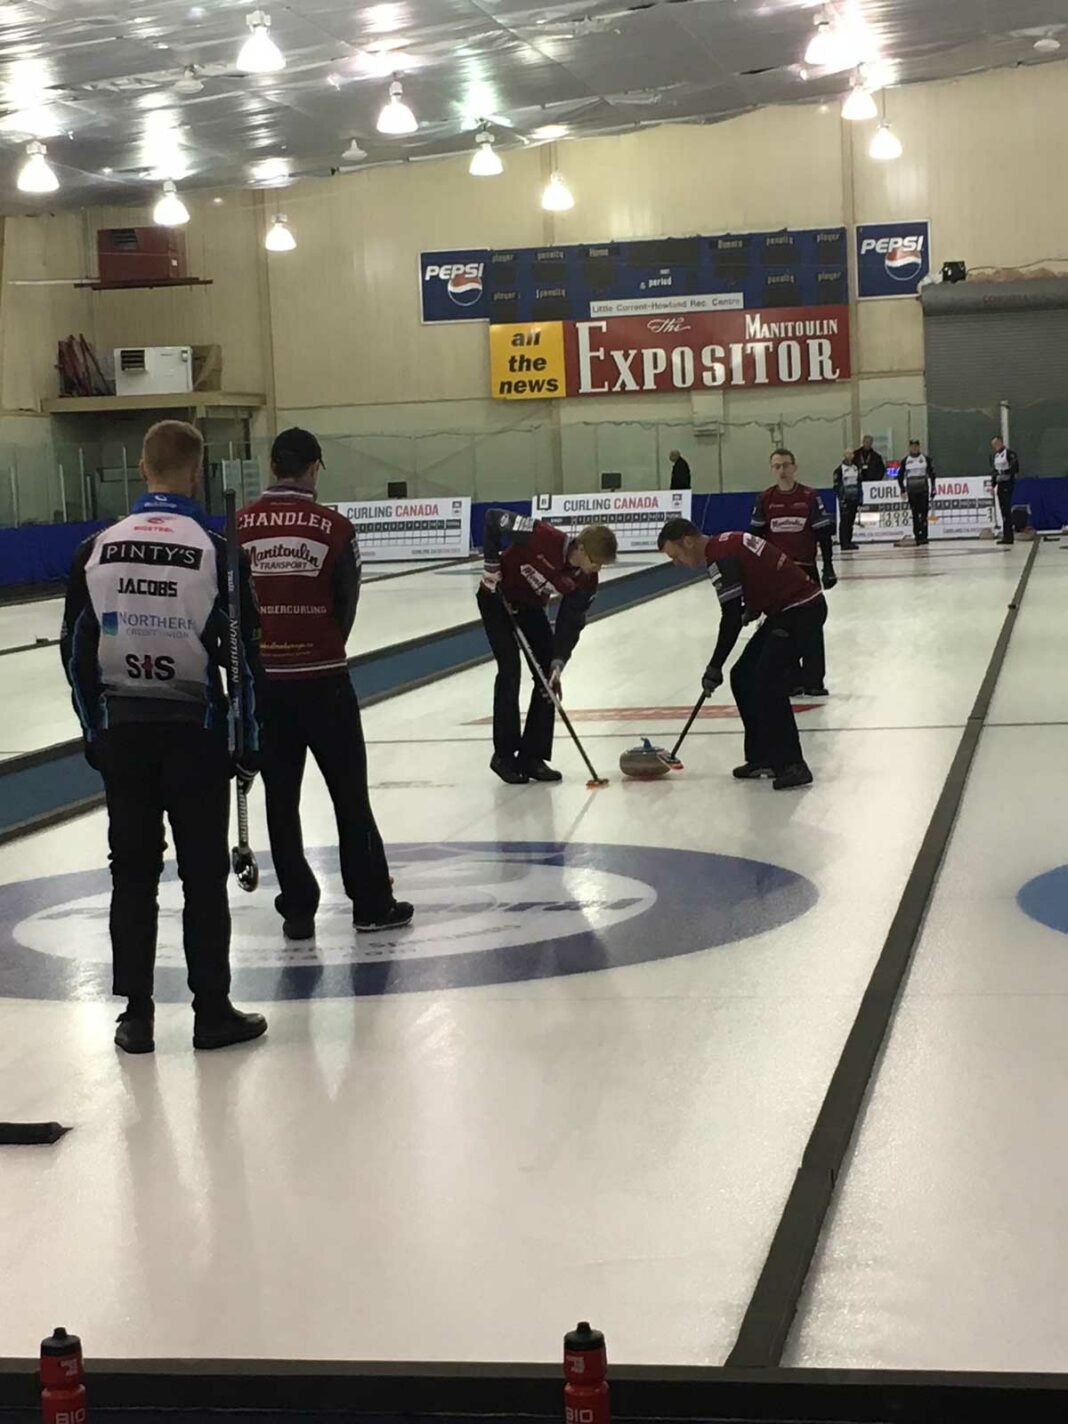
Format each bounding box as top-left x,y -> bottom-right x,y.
923,279 -> 1068,475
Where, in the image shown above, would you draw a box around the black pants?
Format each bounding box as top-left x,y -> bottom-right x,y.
261,675 -> 392,923
732,600 -> 827,774
996,480 -> 1015,542
477,588 -> 554,764
907,488 -> 930,543
99,722 -> 232,1007
795,565 -> 827,690
839,498 -> 860,548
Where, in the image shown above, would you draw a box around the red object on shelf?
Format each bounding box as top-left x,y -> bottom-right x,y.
563,1322 -> 609,1424
40,1328 -> 86,1424
97,227 -> 187,285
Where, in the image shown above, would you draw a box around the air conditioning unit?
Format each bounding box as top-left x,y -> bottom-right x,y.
114,346 -> 193,397
98,227 -> 187,285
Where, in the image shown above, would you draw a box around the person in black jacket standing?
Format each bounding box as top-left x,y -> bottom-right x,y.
668,449 -> 692,490
990,436 -> 1020,545
897,439 -> 937,546
60,420 -> 268,1055
854,435 -> 887,483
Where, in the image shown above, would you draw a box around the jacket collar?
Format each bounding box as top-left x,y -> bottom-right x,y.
133,491 -> 207,526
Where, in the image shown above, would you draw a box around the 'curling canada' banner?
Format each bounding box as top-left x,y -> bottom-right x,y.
533,489 -> 691,552
489,306 -> 850,400
328,497 -> 471,561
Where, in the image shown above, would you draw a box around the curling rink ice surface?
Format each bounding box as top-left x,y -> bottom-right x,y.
2,539 -> 1066,1371
0,556 -> 659,760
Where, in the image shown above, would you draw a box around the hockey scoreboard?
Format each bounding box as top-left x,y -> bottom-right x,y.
421,228 -> 848,324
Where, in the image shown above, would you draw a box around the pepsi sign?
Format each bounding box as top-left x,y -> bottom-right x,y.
420,248 -> 491,322
856,221 -> 931,298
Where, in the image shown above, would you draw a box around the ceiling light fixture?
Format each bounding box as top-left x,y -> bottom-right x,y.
842,78 -> 878,121
16,140 -> 58,194
342,137 -> 368,161
174,65 -> 204,95
153,178 -> 190,225
541,171 -> 574,212
265,214 -> 296,251
469,126 -> 502,176
238,10 -> 285,74
804,20 -> 836,67
869,121 -> 902,161
376,77 -> 417,134
804,12 -> 868,73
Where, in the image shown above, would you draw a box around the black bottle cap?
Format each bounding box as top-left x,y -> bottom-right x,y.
565,1322 -> 605,1352
42,1330 -> 81,1356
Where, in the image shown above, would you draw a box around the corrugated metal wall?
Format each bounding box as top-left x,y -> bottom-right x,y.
923,280 -> 1068,476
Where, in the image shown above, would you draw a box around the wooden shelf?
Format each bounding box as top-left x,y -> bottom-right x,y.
76,278 -> 214,291
44,391 -> 265,414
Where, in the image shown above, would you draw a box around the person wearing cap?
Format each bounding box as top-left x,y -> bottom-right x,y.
238,429 -> 412,940
896,439 -> 937,546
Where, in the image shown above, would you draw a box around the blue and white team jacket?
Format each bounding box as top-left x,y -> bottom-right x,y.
60,492 -> 263,750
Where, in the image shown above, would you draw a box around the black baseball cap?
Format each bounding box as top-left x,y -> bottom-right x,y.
271,427 -> 324,472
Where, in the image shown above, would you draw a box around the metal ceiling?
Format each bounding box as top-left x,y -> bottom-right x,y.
0,0 -> 1065,214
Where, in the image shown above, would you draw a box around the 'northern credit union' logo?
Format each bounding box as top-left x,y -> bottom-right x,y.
0,841 -> 817,1001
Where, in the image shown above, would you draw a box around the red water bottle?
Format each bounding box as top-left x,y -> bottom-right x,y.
40,1328 -> 86,1424
563,1322 -> 609,1424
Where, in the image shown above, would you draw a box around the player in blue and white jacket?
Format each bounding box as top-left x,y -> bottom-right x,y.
60,420 -> 267,1055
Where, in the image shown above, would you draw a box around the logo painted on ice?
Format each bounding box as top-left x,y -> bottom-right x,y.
1018,865 -> 1068,936
0,842 -> 816,1002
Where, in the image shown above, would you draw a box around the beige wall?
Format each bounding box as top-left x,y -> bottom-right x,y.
2,59 -> 1066,520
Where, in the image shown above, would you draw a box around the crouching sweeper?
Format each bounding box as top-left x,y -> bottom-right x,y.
658,518 -> 826,790
477,510 -> 617,784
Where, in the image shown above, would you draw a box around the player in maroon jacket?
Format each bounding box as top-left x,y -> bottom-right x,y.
658,518 -> 826,790
239,428 -> 412,939
478,510 -> 618,783
750,448 -> 836,697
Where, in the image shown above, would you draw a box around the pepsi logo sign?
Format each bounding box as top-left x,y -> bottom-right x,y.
857,224 -> 930,297
424,261 -> 485,306
859,234 -> 926,282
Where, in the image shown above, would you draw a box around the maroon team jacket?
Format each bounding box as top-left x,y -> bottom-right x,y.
704,532 -> 821,617
237,485 -> 361,680
749,482 -> 832,568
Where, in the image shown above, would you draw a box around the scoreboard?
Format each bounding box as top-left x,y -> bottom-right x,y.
420,227 -> 848,324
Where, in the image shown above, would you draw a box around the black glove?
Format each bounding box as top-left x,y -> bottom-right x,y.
822,567 -> 838,590
83,737 -> 102,773
702,662 -> 724,695
232,748 -> 261,790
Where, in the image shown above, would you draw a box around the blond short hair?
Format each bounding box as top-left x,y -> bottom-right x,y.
142,420 -> 204,480
578,524 -> 618,563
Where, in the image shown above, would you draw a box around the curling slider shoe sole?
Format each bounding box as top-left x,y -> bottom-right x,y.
733,764 -> 774,780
